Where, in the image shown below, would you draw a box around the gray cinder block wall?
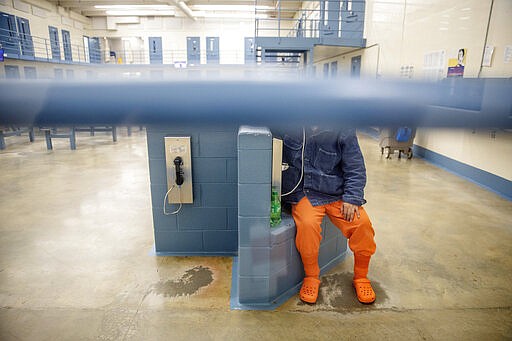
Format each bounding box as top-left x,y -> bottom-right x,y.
236,126 -> 348,307
147,125 -> 238,255
146,125 -> 348,308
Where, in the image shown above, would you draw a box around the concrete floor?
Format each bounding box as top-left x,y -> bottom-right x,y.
0,129 -> 511,340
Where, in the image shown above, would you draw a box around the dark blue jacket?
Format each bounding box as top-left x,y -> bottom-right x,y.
280,127 -> 367,207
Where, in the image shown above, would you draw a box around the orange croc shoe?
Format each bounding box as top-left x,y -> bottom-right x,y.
300,277 -> 321,304
353,278 -> 376,304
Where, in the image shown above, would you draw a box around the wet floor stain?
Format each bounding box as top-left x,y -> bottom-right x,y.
297,272 -> 388,312
152,266 -> 214,298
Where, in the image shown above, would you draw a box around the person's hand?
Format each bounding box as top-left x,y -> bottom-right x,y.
342,202 -> 360,222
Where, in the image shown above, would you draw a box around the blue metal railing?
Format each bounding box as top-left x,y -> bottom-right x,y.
0,78 -> 510,128
107,49 -> 245,65
0,28 -> 102,64
255,0 -> 365,40
0,27 -> 247,65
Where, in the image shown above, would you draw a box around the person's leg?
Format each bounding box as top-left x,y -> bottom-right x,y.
292,197 -> 325,303
325,201 -> 377,303
292,197 -> 325,278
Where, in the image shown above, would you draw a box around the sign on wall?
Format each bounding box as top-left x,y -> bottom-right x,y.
447,48 -> 466,78
504,45 -> 512,64
423,50 -> 445,81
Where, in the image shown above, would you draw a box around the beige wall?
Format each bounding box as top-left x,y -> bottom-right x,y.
478,0 -> 512,78
315,0 -> 512,79
1,0 -> 258,64
405,0 -> 511,181
414,128 -> 512,180
89,16 -> 256,65
314,0 -> 512,181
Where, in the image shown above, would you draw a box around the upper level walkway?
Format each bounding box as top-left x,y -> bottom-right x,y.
254,0 -> 366,54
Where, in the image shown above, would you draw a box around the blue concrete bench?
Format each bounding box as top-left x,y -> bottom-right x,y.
42,126 -> 117,150
42,127 -> 77,150
234,126 -> 348,309
74,126 -> 117,142
0,126 -> 34,150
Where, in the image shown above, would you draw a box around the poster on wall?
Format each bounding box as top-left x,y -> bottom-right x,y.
447,48 -> 466,77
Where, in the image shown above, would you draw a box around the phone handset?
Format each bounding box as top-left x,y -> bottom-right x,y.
174,156 -> 184,186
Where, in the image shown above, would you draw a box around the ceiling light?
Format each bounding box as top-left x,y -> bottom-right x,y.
195,12 -> 268,19
96,5 -> 174,10
105,10 -> 175,16
191,5 -> 273,11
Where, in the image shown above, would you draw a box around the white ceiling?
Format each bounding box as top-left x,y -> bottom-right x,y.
46,0 -> 303,19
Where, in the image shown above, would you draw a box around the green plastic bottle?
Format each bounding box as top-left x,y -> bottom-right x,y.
270,187 -> 281,227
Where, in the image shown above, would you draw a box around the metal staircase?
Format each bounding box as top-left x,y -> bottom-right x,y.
253,0 -> 366,67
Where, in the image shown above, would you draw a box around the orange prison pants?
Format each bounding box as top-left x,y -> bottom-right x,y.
292,197 -> 376,279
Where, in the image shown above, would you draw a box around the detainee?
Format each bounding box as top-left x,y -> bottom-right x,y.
280,126 -> 376,304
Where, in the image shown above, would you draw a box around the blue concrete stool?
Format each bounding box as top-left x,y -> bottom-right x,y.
233,126 -> 348,310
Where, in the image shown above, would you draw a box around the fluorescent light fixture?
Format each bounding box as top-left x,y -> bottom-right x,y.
105,10 -> 175,16
195,12 -> 268,19
191,5 -> 273,11
95,5 -> 174,10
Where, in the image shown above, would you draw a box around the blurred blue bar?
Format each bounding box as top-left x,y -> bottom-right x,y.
0,77 -> 510,127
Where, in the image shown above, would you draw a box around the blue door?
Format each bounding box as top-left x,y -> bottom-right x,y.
54,68 -> 64,79
320,0 -> 342,37
330,61 -> 338,78
341,0 -> 365,40
89,37 -> 101,63
24,66 -> 37,79
0,12 -> 19,57
16,17 -> 33,58
186,37 -> 200,65
4,65 -> 20,79
148,37 -> 163,64
206,37 -> 219,64
351,55 -> 361,78
244,37 -> 255,64
48,26 -> 60,60
62,30 -> 72,62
